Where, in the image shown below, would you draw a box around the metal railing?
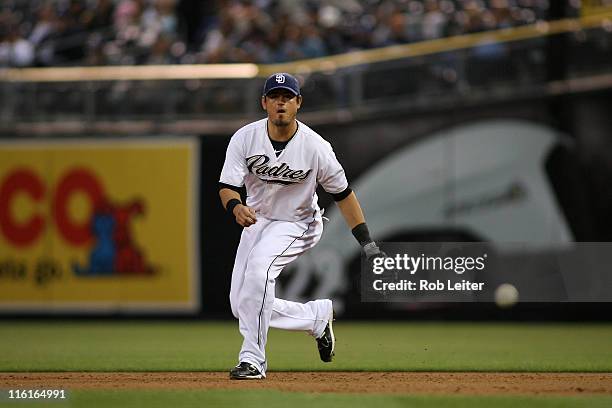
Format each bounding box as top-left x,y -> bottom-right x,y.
1,13 -> 611,135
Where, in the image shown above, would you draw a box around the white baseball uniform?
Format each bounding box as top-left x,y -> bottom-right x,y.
220,118 -> 348,375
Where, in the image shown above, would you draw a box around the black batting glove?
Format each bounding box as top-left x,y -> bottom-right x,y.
363,242 -> 387,261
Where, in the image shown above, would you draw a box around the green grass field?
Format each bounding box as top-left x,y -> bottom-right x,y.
3,391 -> 612,408
1,321 -> 611,407
1,321 -> 611,372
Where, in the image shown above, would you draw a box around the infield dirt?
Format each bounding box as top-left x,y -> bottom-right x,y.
2,372 -> 611,396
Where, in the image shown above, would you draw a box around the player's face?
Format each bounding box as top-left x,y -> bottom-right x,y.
262,89 -> 302,127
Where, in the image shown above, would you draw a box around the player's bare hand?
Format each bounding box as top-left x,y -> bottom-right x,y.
234,205 -> 257,227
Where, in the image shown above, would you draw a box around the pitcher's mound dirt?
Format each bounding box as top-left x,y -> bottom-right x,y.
2,372 -> 612,396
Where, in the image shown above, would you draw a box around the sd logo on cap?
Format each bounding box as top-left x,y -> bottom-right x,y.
263,73 -> 300,96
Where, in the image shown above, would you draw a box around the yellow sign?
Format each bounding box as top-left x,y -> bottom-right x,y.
0,138 -> 199,312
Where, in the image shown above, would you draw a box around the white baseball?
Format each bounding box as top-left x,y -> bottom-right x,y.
495,283 -> 519,308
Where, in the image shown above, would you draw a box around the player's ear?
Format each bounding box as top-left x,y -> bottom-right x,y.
261,96 -> 267,111
296,95 -> 302,109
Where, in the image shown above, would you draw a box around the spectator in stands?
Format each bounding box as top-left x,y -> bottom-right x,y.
302,25 -> 327,58
53,0 -> 88,63
372,9 -> 410,46
0,25 -> 34,67
85,0 -> 115,31
199,12 -> 240,63
240,27 -> 273,63
143,33 -> 175,64
28,4 -> 58,66
0,0 -> 554,67
422,0 -> 448,39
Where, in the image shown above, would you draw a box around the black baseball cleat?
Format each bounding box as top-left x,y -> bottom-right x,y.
316,309 -> 335,362
229,362 -> 264,380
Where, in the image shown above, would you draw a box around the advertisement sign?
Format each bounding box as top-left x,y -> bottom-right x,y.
0,138 -> 199,313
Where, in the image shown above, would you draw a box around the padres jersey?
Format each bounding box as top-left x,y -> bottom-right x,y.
220,118 -> 348,222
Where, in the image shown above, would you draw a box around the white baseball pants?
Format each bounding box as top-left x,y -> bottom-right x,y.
229,214 -> 332,375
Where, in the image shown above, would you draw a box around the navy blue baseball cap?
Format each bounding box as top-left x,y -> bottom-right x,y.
262,73 -> 300,96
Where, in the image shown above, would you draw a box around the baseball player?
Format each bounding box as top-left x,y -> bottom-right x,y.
219,73 -> 385,380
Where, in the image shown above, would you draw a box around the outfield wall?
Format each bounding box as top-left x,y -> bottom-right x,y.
1,92 -> 611,318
